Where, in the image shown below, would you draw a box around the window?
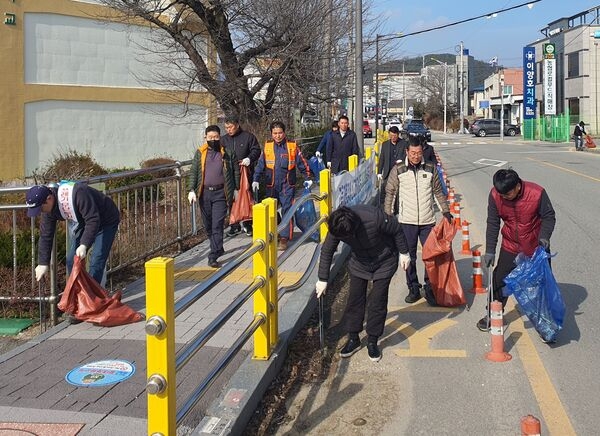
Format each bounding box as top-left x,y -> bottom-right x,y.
502,85 -> 513,95
567,52 -> 580,78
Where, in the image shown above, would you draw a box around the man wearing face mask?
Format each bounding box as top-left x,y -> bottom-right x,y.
188,125 -> 240,268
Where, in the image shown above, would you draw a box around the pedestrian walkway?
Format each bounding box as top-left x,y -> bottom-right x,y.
0,226 -> 326,435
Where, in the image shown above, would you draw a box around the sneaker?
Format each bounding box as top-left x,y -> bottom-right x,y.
227,224 -> 241,236
476,315 -> 490,332
278,238 -> 288,251
405,284 -> 422,304
242,223 -> 253,237
339,337 -> 361,358
208,259 -> 221,268
367,342 -> 382,362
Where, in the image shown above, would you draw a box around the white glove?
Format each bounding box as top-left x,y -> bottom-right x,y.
315,151 -> 321,158
76,244 -> 87,258
234,190 -> 239,201
315,280 -> 328,298
400,253 -> 411,271
188,191 -> 197,204
252,181 -> 260,191
35,265 -> 48,282
327,162 -> 331,169
241,157 -> 251,166
304,180 -> 313,189
377,173 -> 383,181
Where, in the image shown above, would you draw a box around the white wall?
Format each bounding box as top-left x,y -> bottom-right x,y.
25,101 -> 207,174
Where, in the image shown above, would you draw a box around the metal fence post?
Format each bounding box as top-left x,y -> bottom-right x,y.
348,154 -> 358,171
175,162 -> 183,253
319,169 -> 332,242
252,202 -> 271,359
145,257 -> 176,436
263,197 -> 278,348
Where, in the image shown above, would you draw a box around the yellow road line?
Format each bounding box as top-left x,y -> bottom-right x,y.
528,157 -> 600,182
504,302 -> 576,435
174,267 -> 303,286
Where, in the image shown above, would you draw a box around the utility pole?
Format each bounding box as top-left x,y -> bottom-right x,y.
375,35 -> 380,136
354,0 -> 364,153
459,41 -> 464,133
402,62 -> 406,122
500,69 -> 505,141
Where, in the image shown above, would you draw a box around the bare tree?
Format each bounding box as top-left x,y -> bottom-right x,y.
96,0 -> 380,133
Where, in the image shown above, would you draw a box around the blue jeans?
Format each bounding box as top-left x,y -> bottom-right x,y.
574,136 -> 583,149
66,222 -> 119,286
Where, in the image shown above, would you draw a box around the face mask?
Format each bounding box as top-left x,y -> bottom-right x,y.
207,139 -> 220,151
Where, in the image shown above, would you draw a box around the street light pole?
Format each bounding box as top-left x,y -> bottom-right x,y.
354,0 -> 364,153
459,40 -> 464,133
375,35 -> 380,138
500,69 -> 504,141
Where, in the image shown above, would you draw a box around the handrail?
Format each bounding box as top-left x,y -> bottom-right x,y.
176,313 -> 266,426
277,190 -> 328,236
277,215 -> 326,266
278,243 -> 321,300
175,276 -> 266,371
174,239 -> 265,317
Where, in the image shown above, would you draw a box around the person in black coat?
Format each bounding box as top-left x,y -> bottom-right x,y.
325,115 -> 361,174
377,126 -> 407,211
315,205 -> 410,362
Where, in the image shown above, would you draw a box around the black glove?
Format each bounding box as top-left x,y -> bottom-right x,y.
443,211 -> 453,224
539,238 -> 550,250
484,253 -> 495,267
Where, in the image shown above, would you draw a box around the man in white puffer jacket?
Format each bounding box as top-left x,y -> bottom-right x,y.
384,135 -> 452,305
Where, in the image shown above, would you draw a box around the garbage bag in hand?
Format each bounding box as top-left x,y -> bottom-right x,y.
308,156 -> 326,183
422,218 -> 466,307
503,246 -> 565,343
294,185 -> 319,242
230,166 -> 253,224
58,257 -> 144,327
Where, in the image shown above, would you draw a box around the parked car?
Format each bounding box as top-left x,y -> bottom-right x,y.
387,118 -> 402,130
403,119 -> 432,142
363,120 -> 373,138
469,118 -> 520,137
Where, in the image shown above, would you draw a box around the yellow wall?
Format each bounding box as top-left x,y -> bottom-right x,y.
0,0 -> 214,181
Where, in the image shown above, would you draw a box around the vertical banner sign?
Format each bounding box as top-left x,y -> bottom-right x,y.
543,43 -> 556,115
523,47 -> 536,119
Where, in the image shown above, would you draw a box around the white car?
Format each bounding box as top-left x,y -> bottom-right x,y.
387,119 -> 402,130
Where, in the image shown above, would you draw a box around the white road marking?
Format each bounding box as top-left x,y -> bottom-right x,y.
474,158 -> 507,167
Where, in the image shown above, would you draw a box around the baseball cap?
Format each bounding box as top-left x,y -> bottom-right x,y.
25,185 -> 51,217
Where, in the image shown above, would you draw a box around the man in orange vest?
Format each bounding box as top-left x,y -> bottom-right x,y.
253,121 -> 312,250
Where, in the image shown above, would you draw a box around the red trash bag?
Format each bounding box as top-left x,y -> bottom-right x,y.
229,165 -> 254,224
58,257 -> 144,327
422,219 -> 466,307
585,134 -> 597,149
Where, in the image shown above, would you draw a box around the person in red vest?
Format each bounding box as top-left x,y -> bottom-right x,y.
252,121 -> 312,251
477,168 -> 556,335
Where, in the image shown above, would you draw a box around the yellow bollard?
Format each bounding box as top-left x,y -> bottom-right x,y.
365,146 -> 372,160
348,154 -> 358,171
319,168 -> 332,242
252,202 -> 271,359
145,257 -> 176,436
263,197 -> 278,349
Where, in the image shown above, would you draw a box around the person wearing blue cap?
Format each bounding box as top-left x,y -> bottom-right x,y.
26,182 -> 120,287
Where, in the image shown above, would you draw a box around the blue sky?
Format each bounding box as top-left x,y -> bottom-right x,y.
371,0 -> 599,66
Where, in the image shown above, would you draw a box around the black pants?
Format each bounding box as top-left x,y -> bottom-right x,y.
199,188 -> 227,262
401,223 -> 434,288
344,275 -> 393,339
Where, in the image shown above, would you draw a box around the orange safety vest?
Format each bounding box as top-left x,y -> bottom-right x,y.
264,141 -> 298,171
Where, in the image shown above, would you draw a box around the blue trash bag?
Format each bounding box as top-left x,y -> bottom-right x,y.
308,156 -> 326,183
436,164 -> 448,196
294,184 -> 319,242
503,246 -> 565,342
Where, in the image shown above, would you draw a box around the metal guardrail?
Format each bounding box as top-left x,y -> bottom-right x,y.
145,168 -> 334,435
0,160 -> 195,329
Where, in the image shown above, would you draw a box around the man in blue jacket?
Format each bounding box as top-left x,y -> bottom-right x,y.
315,120 -> 339,161
27,182 -> 120,287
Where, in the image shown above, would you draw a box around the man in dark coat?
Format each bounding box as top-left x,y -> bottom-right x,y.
221,116 -> 262,235
377,126 -> 407,210
326,115 -> 361,174
315,205 -> 410,362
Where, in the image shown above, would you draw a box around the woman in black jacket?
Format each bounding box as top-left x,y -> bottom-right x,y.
315,205 -> 410,362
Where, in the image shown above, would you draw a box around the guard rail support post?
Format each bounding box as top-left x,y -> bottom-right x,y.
365,147 -> 372,160
252,202 -> 271,359
319,169 -> 332,242
264,197 -> 278,349
348,154 -> 358,172
145,257 -> 176,436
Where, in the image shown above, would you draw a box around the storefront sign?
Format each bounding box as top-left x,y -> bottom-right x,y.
523,47 -> 536,119
543,44 -> 556,115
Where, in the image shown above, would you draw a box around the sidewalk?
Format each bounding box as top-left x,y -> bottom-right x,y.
0,226 -> 328,435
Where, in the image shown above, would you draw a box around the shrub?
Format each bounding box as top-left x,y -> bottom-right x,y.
32,149 -> 107,183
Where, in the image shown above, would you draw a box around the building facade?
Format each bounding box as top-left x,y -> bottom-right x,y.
0,0 -> 214,180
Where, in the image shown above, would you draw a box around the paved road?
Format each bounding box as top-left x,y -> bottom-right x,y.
272,133 -> 599,435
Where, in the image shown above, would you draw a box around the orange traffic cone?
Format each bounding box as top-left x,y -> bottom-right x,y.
453,202 -> 461,227
470,250 -> 486,294
460,220 -> 471,255
485,300 -> 512,362
447,188 -> 455,204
